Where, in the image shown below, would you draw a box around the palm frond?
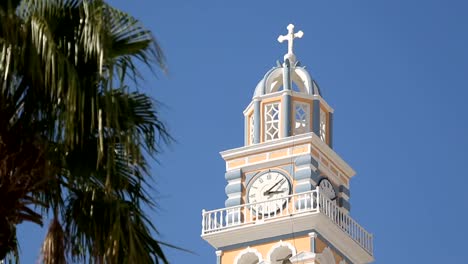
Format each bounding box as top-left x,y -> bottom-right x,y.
0,0 -> 173,261
41,218 -> 66,264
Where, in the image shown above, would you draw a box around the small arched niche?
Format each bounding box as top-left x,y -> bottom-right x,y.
235,247 -> 263,264
268,241 -> 296,264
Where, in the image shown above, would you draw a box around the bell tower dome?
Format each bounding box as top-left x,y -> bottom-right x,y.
245,24 -> 333,148
202,24 -> 374,264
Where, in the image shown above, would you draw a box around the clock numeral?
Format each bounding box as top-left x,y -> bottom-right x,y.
267,174 -> 271,180
259,178 -> 264,183
249,194 -> 256,198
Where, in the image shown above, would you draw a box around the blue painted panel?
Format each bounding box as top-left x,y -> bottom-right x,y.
224,197 -> 242,207
245,171 -> 260,185
310,233 -> 316,253
295,154 -> 318,168
279,165 -> 294,176
339,197 -> 351,211
282,59 -> 291,91
294,182 -> 312,193
254,100 -> 261,143
339,185 -> 350,197
295,168 -> 320,183
225,183 -> 242,194
294,168 -> 312,180
225,169 -> 242,181
282,94 -> 291,137
311,170 -> 320,183
313,99 -> 320,136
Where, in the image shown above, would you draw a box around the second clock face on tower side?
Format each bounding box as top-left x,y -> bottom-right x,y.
318,178 -> 337,200
247,171 -> 291,215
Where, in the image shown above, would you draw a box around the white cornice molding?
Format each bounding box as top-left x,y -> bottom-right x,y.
220,133 -> 355,178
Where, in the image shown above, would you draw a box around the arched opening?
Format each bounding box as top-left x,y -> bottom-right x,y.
235,247 -> 263,264
268,241 -> 296,264
293,101 -> 310,135
238,252 -> 260,264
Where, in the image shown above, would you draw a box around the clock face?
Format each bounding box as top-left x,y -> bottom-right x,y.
318,178 -> 336,200
247,171 -> 291,215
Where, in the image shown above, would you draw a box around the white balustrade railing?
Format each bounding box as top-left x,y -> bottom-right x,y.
201,189 -> 373,255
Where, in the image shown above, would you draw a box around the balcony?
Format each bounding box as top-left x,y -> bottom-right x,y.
201,189 -> 373,258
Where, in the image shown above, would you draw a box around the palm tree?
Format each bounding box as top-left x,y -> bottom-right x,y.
0,0 -> 172,262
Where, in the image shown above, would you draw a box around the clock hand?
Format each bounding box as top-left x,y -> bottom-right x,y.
266,190 -> 285,194
264,179 -> 285,195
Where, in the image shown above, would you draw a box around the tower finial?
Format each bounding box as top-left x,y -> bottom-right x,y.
277,24 -> 304,63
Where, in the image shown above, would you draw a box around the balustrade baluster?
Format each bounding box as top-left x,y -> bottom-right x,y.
201,190 -> 373,256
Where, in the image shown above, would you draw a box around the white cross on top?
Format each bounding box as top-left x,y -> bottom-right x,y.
277,24 -> 304,62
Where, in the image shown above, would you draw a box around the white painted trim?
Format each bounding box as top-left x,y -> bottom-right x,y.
234,246 -> 263,264
254,90 -> 284,101
267,240 -> 297,263
227,193 -> 241,199
228,178 -> 242,185
243,101 -> 255,115
313,95 -> 334,113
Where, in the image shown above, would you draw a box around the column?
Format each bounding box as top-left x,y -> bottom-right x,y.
281,59 -> 292,137
216,250 -> 223,264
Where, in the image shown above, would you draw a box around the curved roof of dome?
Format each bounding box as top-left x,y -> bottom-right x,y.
253,64 -> 321,98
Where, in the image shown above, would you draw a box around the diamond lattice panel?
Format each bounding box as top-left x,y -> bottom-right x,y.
294,102 -> 310,135
265,103 -> 280,141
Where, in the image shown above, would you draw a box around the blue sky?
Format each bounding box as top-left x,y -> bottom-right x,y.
18,0 -> 468,263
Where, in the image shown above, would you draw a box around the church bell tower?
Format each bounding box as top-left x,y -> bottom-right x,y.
201,24 -> 374,264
